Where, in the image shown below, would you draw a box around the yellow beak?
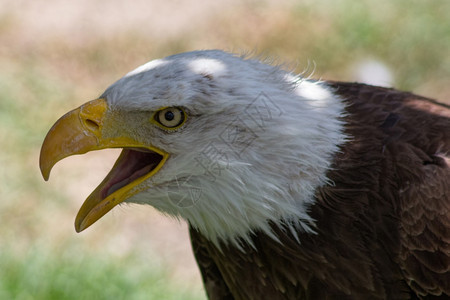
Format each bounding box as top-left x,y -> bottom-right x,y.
40,98 -> 168,232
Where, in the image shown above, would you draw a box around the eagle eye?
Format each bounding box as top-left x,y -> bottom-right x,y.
153,107 -> 186,129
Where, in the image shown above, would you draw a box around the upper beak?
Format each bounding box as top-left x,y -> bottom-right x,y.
40,98 -> 108,181
40,98 -> 168,232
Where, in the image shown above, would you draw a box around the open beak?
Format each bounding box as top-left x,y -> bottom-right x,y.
39,98 -> 168,232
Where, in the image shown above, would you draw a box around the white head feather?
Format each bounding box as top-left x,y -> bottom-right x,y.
102,50 -> 347,248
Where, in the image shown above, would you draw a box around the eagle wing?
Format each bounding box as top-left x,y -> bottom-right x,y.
399,151 -> 450,297
395,102 -> 450,296
330,82 -> 450,297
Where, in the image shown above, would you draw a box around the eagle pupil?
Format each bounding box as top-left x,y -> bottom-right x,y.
165,111 -> 175,121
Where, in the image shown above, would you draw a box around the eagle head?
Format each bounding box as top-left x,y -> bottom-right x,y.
40,50 -> 346,247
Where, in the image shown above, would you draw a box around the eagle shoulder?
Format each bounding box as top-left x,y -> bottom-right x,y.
329,81 -> 450,297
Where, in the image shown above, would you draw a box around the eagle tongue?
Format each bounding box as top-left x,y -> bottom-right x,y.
102,149 -> 161,199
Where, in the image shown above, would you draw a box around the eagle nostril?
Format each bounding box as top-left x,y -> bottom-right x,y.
84,118 -> 100,131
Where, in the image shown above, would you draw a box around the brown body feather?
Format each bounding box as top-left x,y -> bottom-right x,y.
190,82 -> 450,299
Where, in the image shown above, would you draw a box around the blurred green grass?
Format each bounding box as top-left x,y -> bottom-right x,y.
0,0 -> 449,299
0,245 -> 203,300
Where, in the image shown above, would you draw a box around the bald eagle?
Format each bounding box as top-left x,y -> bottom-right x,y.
40,50 -> 450,299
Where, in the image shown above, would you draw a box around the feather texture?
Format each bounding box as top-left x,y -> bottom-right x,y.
191,81 -> 450,299
97,51 -> 449,299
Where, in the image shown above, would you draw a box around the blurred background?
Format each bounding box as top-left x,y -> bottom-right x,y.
0,0 -> 449,299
